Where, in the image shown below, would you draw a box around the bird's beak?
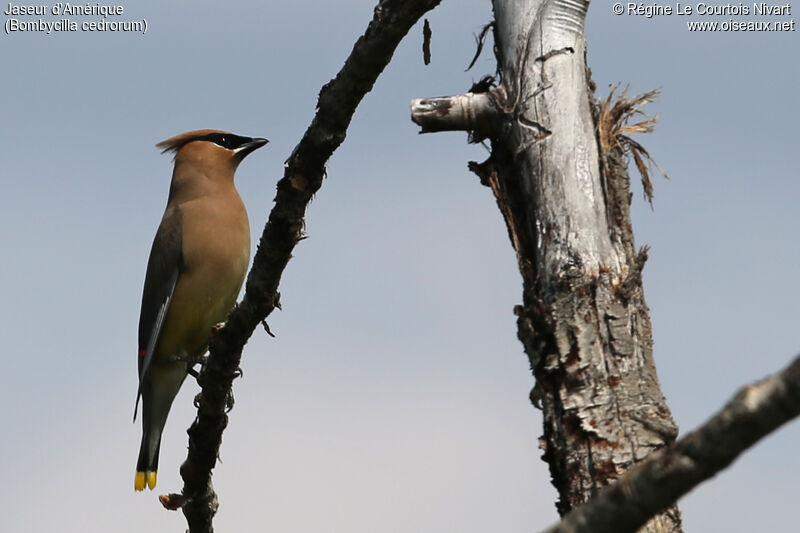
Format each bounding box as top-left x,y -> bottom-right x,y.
233,137 -> 269,163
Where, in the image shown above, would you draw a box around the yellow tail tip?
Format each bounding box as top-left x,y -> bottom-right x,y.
134,471 -> 146,491
134,471 -> 158,491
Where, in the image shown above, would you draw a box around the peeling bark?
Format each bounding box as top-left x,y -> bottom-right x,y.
540,353 -> 800,533
488,1 -> 681,529
415,1 -> 681,530
488,2 -> 681,529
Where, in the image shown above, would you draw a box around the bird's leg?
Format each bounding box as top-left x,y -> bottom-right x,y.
170,353 -> 209,382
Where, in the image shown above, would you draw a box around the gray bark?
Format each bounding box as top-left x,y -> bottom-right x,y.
540,353 -> 800,533
410,92 -> 501,134
413,1 -> 682,531
488,2 -> 682,530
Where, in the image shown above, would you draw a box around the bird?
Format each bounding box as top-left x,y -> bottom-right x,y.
134,129 -> 267,492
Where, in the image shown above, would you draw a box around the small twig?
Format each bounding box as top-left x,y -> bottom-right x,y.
422,19 -> 432,65
159,493 -> 187,511
261,319 -> 276,338
466,22 -> 494,71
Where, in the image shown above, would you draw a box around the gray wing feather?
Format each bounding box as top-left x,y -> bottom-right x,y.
134,207 -> 183,420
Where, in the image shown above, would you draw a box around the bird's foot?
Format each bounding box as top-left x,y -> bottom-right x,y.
171,353 -> 208,367
189,355 -> 209,383
171,354 -> 208,383
225,389 -> 235,412
192,383 -> 235,412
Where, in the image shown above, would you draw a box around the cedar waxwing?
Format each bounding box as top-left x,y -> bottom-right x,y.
134,129 -> 267,492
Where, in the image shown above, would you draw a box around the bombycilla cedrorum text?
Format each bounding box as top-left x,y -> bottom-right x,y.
134,129 -> 267,491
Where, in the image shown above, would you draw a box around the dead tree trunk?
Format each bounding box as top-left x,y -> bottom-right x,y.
412,1 -> 682,530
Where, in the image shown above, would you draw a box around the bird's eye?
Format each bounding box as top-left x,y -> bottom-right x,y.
201,133 -> 240,150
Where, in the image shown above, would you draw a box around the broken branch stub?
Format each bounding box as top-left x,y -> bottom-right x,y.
410,90 -> 502,135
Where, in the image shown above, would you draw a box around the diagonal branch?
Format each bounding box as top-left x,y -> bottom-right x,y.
171,1 -> 444,531
541,353 -> 800,533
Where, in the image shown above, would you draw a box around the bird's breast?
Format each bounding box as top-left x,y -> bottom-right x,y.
155,190 -> 250,359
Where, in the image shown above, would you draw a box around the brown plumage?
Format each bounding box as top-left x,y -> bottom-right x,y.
134,129 -> 267,491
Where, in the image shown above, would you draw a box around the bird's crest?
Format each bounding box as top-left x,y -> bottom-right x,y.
156,129 -> 230,154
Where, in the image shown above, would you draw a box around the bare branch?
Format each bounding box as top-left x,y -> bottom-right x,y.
541,353 -> 800,533
410,89 -> 503,134
176,1 -> 443,531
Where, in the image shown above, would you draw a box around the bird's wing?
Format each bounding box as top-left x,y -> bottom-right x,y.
134,207 -> 183,420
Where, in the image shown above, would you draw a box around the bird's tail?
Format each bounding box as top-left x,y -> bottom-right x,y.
135,427 -> 162,491
134,364 -> 186,491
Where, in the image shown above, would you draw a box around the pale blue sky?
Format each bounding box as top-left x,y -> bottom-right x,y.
1,1 -> 798,531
